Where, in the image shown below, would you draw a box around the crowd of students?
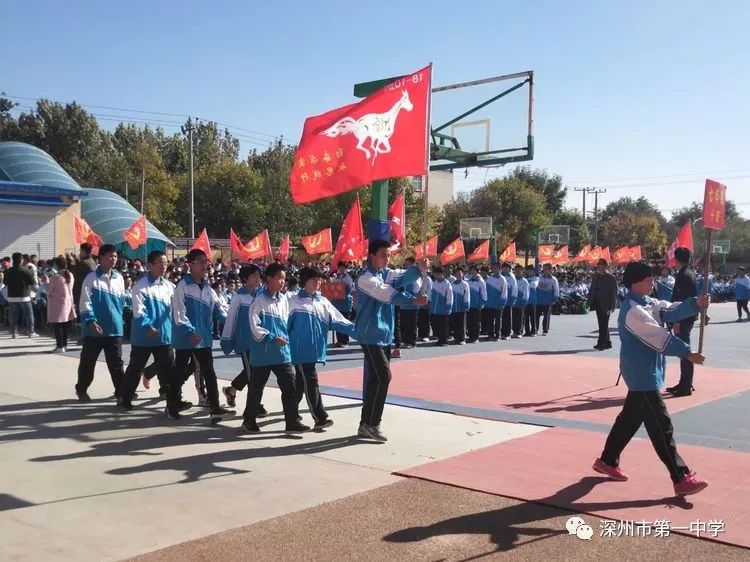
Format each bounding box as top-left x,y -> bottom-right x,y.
2,240 -> 744,496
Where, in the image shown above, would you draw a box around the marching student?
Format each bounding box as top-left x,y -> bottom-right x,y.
485,263 -> 507,341
593,260 -> 709,497
479,266 -> 491,336
220,265 -> 268,418
451,266 -> 470,345
355,240 -> 428,441
75,245 -> 127,402
655,266 -> 676,301
331,261 -> 355,346
429,265 -> 453,346
466,264 -> 487,343
288,267 -> 355,429
167,249 -> 234,422
524,265 -> 539,336
417,272 -> 432,342
535,263 -> 559,335
666,247 -> 698,397
399,257 -> 420,348
243,263 -> 309,433
512,264 -> 528,338
118,251 -> 181,412
734,267 -> 750,321
500,262 -> 517,340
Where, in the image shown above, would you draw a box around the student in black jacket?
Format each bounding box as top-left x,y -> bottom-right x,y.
667,247 -> 698,396
5,253 -> 38,338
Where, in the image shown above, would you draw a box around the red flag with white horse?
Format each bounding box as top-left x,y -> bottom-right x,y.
290,65 -> 431,204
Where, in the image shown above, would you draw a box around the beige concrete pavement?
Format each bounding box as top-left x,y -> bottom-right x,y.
0,333 -> 543,561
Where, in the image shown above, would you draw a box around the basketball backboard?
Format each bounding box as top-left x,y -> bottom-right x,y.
460,217 -> 493,240
712,239 -> 730,255
538,225 -> 570,245
353,69 -> 534,172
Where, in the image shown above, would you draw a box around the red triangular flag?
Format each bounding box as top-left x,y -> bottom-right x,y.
290,65 -> 431,204
666,223 -> 693,267
191,228 -> 212,258
123,215 -> 147,250
332,196 -> 365,266
388,192 -> 406,248
278,235 -> 290,262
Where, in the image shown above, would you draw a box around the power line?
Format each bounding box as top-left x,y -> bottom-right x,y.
568,169 -> 750,184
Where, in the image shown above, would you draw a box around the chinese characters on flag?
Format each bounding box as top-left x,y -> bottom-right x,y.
301,228 -> 333,255
414,235 -> 438,259
123,215 -> 147,250
467,240 -> 489,262
440,237 -> 465,265
703,179 -> 727,230
290,65 -> 432,204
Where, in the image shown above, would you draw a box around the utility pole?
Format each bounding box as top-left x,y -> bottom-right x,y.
591,188 -> 607,246
574,187 -> 588,221
181,118 -> 196,239
140,168 -> 145,214
125,178 -> 128,202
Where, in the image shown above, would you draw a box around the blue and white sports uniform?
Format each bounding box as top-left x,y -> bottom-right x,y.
288,290 -> 355,364
129,274 -> 174,347
79,267 -> 125,337
172,275 -> 227,350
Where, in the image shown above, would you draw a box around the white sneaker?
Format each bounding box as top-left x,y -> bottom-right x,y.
52,347 -> 66,354
28,332 -> 39,338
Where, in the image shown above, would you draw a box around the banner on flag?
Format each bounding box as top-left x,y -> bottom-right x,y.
123,215 -> 147,250
440,237 -> 465,265
414,235 -> 438,259
301,228 -> 333,255
290,65 -> 431,204
468,240 -> 490,262
703,179 -> 727,230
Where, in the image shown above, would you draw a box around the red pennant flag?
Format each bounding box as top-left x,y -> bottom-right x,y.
552,245 -> 569,265
414,235 -> 438,259
388,192 -> 406,248
332,196 -> 365,266
301,228 -> 333,255
191,228 -> 212,258
703,179 -> 727,230
244,229 -> 272,260
588,246 -> 603,265
123,215 -> 147,250
574,244 -> 591,262
290,65 -> 431,204
278,235 -> 290,262
538,244 -> 555,263
468,240 -> 490,262
602,247 -> 611,263
499,241 -> 517,264
629,245 -> 642,260
613,246 -> 629,265
74,215 -> 99,246
666,222 -> 693,267
230,229 -> 248,261
440,237 -> 465,265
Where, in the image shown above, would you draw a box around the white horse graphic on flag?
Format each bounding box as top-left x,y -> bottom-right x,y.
320,90 -> 413,164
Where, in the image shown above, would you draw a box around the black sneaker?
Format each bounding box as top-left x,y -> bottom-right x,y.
257,404 -> 268,418
669,387 -> 693,397
158,390 -> 167,401
178,400 -> 193,412
241,420 -> 260,433
285,421 -> 310,433
665,384 -> 680,393
222,386 -> 237,408
358,423 -> 388,442
314,419 -> 334,430
76,391 -> 92,403
165,408 -> 181,420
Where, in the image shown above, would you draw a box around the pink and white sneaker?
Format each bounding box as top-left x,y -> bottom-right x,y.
592,458 -> 629,481
674,472 -> 708,497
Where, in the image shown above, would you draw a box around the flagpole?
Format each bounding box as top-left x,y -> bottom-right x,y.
698,229 -> 713,354
421,62 -> 434,260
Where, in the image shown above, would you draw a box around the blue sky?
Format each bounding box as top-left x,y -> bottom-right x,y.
3,0 -> 749,217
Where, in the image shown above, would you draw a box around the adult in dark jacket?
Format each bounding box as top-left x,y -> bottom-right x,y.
588,258 -> 619,350
4,252 -> 38,337
666,247 -> 698,396
68,243 -> 97,308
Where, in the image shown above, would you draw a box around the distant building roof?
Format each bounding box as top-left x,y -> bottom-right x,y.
0,141 -> 82,191
81,188 -> 173,247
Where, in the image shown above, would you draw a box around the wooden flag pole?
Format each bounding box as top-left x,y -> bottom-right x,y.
697,229 -> 713,354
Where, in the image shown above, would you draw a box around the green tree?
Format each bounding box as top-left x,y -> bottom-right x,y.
602,210 -> 667,255
506,165 -> 567,215
600,196 -> 666,225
